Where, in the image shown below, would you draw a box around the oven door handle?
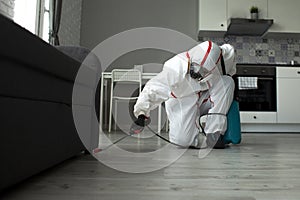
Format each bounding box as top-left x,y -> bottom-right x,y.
257,77 -> 274,80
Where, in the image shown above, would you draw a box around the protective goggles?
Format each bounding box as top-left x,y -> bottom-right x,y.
189,62 -> 209,79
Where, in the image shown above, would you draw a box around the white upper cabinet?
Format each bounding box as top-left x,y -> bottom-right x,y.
268,0 -> 300,33
199,0 -> 300,33
227,0 -> 268,19
198,0 -> 227,31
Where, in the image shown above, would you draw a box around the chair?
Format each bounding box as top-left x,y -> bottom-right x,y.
108,69 -> 142,132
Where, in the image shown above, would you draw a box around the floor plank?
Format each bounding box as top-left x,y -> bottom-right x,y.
2,133 -> 300,200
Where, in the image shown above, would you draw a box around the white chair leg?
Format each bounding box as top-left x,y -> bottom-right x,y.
158,104 -> 162,134
108,83 -> 114,133
114,100 -> 118,130
166,118 -> 169,132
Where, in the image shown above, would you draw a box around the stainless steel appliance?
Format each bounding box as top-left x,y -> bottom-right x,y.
234,64 -> 276,112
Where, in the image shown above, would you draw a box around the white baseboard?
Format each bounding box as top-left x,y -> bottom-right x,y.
242,123 -> 300,133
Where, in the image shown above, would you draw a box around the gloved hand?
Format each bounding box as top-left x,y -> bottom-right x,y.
130,115 -> 151,135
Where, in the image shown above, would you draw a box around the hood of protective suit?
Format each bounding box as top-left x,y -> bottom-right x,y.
220,43 -> 236,76
188,41 -> 236,77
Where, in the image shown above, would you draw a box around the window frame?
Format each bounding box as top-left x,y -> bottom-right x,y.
36,0 -> 50,42
14,0 -> 52,43
35,0 -> 44,38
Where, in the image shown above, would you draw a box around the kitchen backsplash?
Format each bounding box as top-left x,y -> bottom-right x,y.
199,36 -> 300,64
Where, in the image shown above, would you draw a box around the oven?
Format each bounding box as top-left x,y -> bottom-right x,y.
234,64 -> 276,112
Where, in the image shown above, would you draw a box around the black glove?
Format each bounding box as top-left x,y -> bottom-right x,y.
130,115 -> 151,135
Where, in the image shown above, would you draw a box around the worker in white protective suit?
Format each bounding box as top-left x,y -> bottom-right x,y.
131,41 -> 236,149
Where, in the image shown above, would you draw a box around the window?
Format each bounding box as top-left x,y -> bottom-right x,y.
14,0 -> 50,42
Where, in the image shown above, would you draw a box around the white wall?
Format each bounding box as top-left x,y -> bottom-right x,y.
80,0 -> 198,71
59,0 -> 82,46
79,0 -> 199,129
80,0 -> 198,49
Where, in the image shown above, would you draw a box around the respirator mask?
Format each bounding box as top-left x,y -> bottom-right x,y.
189,62 -> 209,80
188,41 -> 223,80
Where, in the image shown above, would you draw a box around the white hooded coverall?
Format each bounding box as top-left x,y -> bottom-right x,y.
134,41 -> 236,147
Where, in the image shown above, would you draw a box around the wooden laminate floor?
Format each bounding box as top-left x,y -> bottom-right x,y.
2,133 -> 300,200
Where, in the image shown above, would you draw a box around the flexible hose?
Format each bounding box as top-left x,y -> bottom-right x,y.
94,113 -> 226,153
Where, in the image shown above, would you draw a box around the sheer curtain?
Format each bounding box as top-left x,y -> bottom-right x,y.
49,0 -> 62,45
0,0 -> 15,19
13,0 -> 36,33
13,0 -> 51,42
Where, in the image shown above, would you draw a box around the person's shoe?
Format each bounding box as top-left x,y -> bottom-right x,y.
206,132 -> 226,149
188,145 -> 201,149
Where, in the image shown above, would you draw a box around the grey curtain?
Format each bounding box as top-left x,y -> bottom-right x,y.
49,0 -> 62,45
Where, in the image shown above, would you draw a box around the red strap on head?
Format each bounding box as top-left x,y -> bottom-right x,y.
186,51 -> 190,59
186,51 -> 191,72
200,41 -> 212,66
216,51 -> 222,65
170,92 -> 177,98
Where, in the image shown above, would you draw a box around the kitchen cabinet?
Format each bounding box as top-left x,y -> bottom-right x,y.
227,0 -> 268,19
198,0 -> 227,31
199,0 -> 269,33
239,66 -> 300,132
277,67 -> 300,123
268,0 -> 300,33
240,112 -> 277,123
199,0 -> 300,33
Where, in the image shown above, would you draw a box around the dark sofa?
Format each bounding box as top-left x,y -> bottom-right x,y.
0,14 -> 99,190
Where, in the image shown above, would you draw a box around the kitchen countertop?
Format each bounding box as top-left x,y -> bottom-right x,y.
237,63 -> 300,67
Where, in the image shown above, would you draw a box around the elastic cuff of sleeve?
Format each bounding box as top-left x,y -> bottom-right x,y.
137,111 -> 146,117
